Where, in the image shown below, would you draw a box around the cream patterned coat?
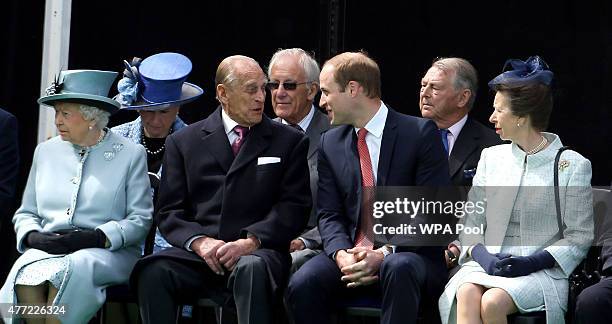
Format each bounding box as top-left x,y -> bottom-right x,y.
439,133 -> 593,324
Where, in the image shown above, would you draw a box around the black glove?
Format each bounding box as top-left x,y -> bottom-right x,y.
493,250 -> 556,277
471,243 -> 507,275
25,231 -> 71,254
57,229 -> 107,252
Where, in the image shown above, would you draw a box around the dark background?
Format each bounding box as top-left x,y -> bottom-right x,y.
1,0 -> 611,275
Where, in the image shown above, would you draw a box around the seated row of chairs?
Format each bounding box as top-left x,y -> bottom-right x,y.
94,184 -> 612,324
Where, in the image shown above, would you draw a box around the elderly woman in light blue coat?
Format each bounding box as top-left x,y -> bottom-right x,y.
0,70 -> 152,324
439,57 -> 593,324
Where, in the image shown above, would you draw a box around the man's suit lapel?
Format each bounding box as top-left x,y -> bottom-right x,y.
201,108 -> 233,173
228,116 -> 272,177
306,110 -> 330,159
449,117 -> 478,178
344,128 -> 362,224
377,110 -> 398,187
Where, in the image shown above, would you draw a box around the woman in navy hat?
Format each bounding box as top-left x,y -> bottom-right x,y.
439,56 -> 593,323
0,70 -> 153,323
112,52 -> 203,253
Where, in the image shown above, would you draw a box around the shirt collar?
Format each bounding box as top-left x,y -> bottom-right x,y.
355,101 -> 388,138
447,114 -> 468,137
281,105 -> 315,131
221,108 -> 240,135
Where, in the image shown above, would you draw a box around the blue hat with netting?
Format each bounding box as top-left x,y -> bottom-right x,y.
488,56 -> 554,89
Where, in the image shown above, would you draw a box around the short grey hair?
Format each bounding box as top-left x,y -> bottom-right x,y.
79,105 -> 110,129
215,55 -> 262,88
214,55 -> 266,103
267,48 -> 320,84
432,57 -> 479,110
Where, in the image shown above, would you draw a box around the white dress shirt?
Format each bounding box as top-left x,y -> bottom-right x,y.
280,105 -> 315,131
354,101 -> 388,184
445,114 -> 468,156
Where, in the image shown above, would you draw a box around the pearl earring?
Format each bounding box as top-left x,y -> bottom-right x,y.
517,123 -> 520,127
89,125 -> 93,130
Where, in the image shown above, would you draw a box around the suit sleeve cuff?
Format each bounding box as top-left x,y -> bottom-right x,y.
332,249 -> 346,261
298,237 -> 314,250
16,224 -> 43,253
185,235 -> 206,251
96,221 -> 125,251
247,232 -> 261,249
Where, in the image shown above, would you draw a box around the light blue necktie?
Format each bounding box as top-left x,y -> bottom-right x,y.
439,129 -> 449,155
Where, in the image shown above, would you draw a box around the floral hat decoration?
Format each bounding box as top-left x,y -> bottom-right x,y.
115,52 -> 203,110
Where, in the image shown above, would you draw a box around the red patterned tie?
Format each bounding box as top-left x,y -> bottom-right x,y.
354,128 -> 375,249
232,125 -> 248,155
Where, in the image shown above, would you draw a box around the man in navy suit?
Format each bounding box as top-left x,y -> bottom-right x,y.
132,55 -> 311,324
0,107 -> 19,281
286,52 -> 450,324
419,57 -> 502,269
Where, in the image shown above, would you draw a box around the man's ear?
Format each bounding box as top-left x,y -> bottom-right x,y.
217,84 -> 229,105
347,81 -> 360,98
457,89 -> 471,109
307,82 -> 319,101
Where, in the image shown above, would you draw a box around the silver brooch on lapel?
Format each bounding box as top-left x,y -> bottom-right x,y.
104,143 -> 124,161
104,151 -> 115,161
558,160 -> 570,172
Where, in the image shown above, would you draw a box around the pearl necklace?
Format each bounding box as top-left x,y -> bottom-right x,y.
141,127 -> 172,156
526,135 -> 547,155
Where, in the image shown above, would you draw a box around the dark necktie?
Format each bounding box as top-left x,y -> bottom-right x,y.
355,128 -> 374,249
232,125 -> 249,156
439,129 -> 450,155
289,123 -> 304,132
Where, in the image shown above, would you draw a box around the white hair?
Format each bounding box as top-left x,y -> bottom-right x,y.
79,105 -> 110,129
267,48 -> 320,84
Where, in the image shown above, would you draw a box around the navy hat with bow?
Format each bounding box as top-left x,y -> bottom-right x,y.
488,56 -> 554,89
115,52 -> 203,110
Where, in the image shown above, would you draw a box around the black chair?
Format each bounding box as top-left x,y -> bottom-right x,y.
94,172 -> 161,324
340,295 -> 381,322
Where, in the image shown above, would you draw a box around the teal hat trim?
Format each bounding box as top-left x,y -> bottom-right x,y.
38,70 -> 120,114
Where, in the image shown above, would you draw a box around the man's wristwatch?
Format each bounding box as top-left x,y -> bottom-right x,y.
446,249 -> 458,265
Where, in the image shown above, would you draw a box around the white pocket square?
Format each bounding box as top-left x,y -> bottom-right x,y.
257,157 -> 281,165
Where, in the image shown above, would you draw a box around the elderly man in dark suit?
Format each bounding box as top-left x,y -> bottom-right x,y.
132,55 -> 312,324
419,57 -> 502,268
286,51 -> 450,324
0,107 -> 19,281
267,48 -> 331,272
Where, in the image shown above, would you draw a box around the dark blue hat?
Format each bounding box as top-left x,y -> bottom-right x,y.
488,56 -> 554,89
115,52 -> 203,110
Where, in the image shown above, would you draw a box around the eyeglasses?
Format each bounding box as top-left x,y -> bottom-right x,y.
266,81 -> 310,91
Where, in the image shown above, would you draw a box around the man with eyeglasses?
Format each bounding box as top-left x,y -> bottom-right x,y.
286,51 -> 450,324
132,55 -> 312,324
267,48 -> 331,273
